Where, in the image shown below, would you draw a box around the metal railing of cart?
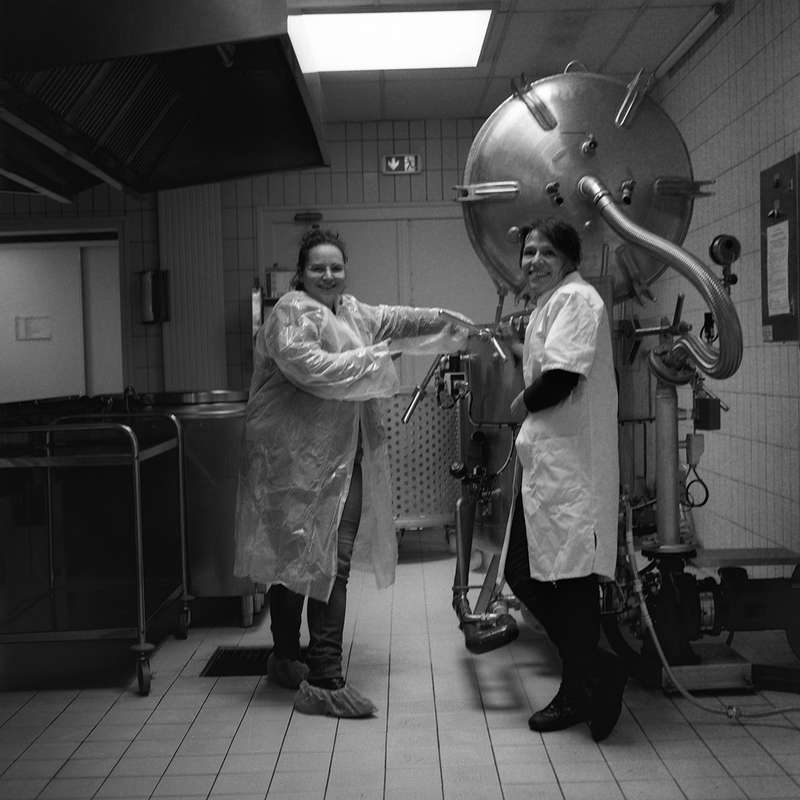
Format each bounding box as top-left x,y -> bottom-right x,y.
0,413 -> 190,695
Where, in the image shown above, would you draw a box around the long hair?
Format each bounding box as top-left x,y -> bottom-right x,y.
290,228 -> 348,290
517,217 -> 582,269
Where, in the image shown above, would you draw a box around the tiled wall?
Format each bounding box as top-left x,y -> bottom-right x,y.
219,119 -> 483,389
645,0 -> 800,566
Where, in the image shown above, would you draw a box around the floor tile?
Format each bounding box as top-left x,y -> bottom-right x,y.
0,530 -> 798,800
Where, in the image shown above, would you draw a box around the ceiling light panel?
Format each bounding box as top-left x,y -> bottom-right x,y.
288,10 -> 491,72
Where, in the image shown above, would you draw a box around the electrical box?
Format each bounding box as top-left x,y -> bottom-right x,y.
760,155 -> 799,342
139,269 -> 169,324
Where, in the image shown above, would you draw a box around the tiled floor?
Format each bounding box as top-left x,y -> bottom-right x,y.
1,529 -> 800,800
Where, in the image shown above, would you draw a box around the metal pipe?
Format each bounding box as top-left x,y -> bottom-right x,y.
655,381 -> 681,547
578,174 -> 742,381
401,355 -> 442,424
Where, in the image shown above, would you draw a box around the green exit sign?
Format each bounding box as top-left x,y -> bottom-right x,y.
382,154 -> 422,174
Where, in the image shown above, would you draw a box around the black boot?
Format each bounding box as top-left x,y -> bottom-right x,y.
588,649 -> 628,742
528,685 -> 588,733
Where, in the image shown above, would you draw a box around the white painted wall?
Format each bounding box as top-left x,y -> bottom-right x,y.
0,245 -> 85,404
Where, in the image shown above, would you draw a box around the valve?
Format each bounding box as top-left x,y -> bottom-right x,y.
450,461 -> 467,480
581,133 -> 598,154
545,181 -> 564,206
620,179 -> 636,204
700,312 -> 717,344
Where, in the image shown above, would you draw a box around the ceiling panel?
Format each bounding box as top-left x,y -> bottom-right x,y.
491,9 -> 639,76
383,76 -> 493,120
288,2 -> 728,128
603,6 -> 711,74
318,77 -> 383,121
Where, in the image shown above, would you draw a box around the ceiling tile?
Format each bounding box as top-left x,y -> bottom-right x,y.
490,9 -> 638,77
603,6 -> 711,74
319,77 -> 383,121
382,76 -> 491,120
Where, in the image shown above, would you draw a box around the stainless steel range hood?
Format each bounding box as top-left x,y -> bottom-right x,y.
0,0 -> 328,202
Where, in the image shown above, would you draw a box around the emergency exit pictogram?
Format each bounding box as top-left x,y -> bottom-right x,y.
382,154 -> 421,174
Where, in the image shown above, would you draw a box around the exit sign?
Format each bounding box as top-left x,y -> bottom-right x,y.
382,153 -> 422,174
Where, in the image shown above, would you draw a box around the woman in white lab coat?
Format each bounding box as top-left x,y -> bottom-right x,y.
504,218 -> 626,741
234,228 -> 470,717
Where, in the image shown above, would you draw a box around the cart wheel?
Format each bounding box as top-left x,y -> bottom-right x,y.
137,659 -> 152,696
176,608 -> 190,640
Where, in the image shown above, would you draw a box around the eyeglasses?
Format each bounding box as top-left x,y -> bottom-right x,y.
305,263 -> 345,275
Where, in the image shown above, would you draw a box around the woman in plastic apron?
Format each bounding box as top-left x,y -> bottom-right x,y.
235,227 -> 471,717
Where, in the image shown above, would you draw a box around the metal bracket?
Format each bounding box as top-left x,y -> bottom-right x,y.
510,75 -> 557,131
654,177 -> 715,197
615,68 -> 652,128
453,181 -> 520,202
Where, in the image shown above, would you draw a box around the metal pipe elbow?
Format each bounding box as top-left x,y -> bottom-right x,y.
578,174 -> 742,382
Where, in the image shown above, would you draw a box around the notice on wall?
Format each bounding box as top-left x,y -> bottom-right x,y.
15,315 -> 53,341
766,221 -> 790,316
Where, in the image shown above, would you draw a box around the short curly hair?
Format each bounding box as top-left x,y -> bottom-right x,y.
290,228 -> 347,290
518,218 -> 581,269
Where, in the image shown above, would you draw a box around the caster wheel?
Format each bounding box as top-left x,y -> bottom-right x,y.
137,659 -> 152,696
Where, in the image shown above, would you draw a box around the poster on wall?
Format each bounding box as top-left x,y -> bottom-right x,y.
759,155 -> 799,342
766,221 -> 790,317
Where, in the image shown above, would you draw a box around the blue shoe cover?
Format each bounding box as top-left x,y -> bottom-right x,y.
267,653 -> 309,689
294,680 -> 377,718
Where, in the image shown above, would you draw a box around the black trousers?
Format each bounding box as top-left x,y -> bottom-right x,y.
504,493 -> 600,699
269,460 -> 363,682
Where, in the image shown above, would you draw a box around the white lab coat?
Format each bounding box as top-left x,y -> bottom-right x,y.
234,290 -> 466,602
512,272 -> 619,581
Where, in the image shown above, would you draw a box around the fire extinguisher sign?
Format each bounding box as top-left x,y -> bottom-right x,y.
381,153 -> 422,174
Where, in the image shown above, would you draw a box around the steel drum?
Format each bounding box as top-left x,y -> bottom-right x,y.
456,67 -> 697,302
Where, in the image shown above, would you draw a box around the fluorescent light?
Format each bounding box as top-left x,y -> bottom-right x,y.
653,4 -> 723,80
288,10 -> 491,72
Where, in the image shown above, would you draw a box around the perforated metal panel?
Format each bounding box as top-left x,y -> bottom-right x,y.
385,391 -> 461,530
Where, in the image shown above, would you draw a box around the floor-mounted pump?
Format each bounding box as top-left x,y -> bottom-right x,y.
403,63 -> 800,691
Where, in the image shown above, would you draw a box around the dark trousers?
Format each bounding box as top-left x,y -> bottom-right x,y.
269,461 -> 363,682
504,494 -> 600,700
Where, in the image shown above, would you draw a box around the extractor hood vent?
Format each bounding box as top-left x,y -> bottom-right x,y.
6,57 -> 184,180
0,0 -> 328,202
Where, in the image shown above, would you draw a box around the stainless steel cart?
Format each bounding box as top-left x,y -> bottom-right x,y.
145,391 -> 262,627
0,414 -> 189,695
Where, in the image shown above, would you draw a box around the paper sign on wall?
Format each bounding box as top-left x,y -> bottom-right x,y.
15,315 -> 53,341
766,221 -> 790,317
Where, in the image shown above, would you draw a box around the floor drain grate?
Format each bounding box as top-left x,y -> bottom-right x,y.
201,646 -> 272,677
